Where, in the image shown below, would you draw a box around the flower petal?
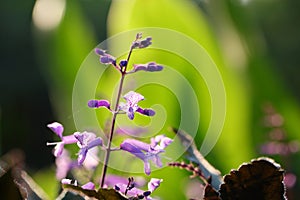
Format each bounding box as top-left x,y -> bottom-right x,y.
74,131 -> 97,147
55,150 -> 72,180
133,62 -> 163,72
150,135 -> 173,150
123,91 -> 144,105
87,137 -> 103,149
127,107 -> 135,120
148,178 -> 163,192
62,135 -> 78,144
88,99 -> 110,109
53,142 -> 64,157
144,161 -> 151,175
132,37 -> 152,49
120,140 -> 146,160
47,122 -> 64,138
100,55 -> 116,65
122,139 -> 150,152
136,108 -> 155,117
94,48 -> 116,65
95,48 -> 106,56
77,147 -> 88,165
81,182 -> 95,190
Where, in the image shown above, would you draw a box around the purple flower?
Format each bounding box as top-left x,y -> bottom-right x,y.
148,178 -> 162,192
119,60 -> 128,68
95,48 -> 116,65
81,182 -> 95,190
132,35 -> 152,49
119,91 -> 155,120
82,147 -> 100,169
114,178 -> 162,200
47,122 -> 77,157
104,175 -> 146,189
88,99 -> 111,110
74,131 -> 103,165
61,179 -> 95,190
55,148 -> 99,180
130,62 -> 163,73
55,150 -> 75,180
150,135 -> 173,150
120,135 -> 173,175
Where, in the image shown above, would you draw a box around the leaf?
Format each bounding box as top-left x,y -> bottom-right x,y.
219,157 -> 286,200
62,184 -> 128,200
98,188 -> 128,200
203,184 -> 221,200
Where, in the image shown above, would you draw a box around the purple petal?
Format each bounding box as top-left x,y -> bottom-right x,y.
53,142 -> 64,157
119,60 -> 128,67
105,175 -> 146,188
88,99 -> 110,109
132,37 -> 152,49
115,183 -> 144,196
55,150 -> 72,180
83,147 -> 99,169
133,64 -> 147,72
123,91 -> 144,105
147,62 -> 163,72
151,135 -> 173,149
122,139 -> 150,152
81,182 -> 95,190
153,155 -> 163,168
143,191 -> 151,197
74,132 -> 85,145
140,37 -> 152,48
127,107 -> 135,120
160,137 -> 173,149
62,135 -> 78,144
73,131 -> 102,165
144,161 -> 151,175
94,48 -> 116,65
105,175 -> 129,188
148,178 -> 162,192
100,55 -> 116,64
120,141 -> 146,160
47,122 -> 64,138
87,137 -> 103,149
74,131 -> 97,147
77,147 -> 88,165
132,62 -> 163,73
136,108 -> 155,116
95,48 -> 106,56
150,135 -> 173,149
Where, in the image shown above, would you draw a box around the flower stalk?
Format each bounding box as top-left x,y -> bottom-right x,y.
99,34 -> 150,187
99,72 -> 126,187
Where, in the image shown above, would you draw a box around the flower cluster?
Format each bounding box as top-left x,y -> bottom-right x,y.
121,135 -> 173,175
46,33 -> 172,199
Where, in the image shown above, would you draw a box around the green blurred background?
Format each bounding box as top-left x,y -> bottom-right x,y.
1,0 -> 300,199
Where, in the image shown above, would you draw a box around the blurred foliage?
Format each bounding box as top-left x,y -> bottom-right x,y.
1,0 -> 300,199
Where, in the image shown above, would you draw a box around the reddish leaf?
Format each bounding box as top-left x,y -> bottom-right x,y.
220,157 -> 286,200
203,184 -> 221,200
